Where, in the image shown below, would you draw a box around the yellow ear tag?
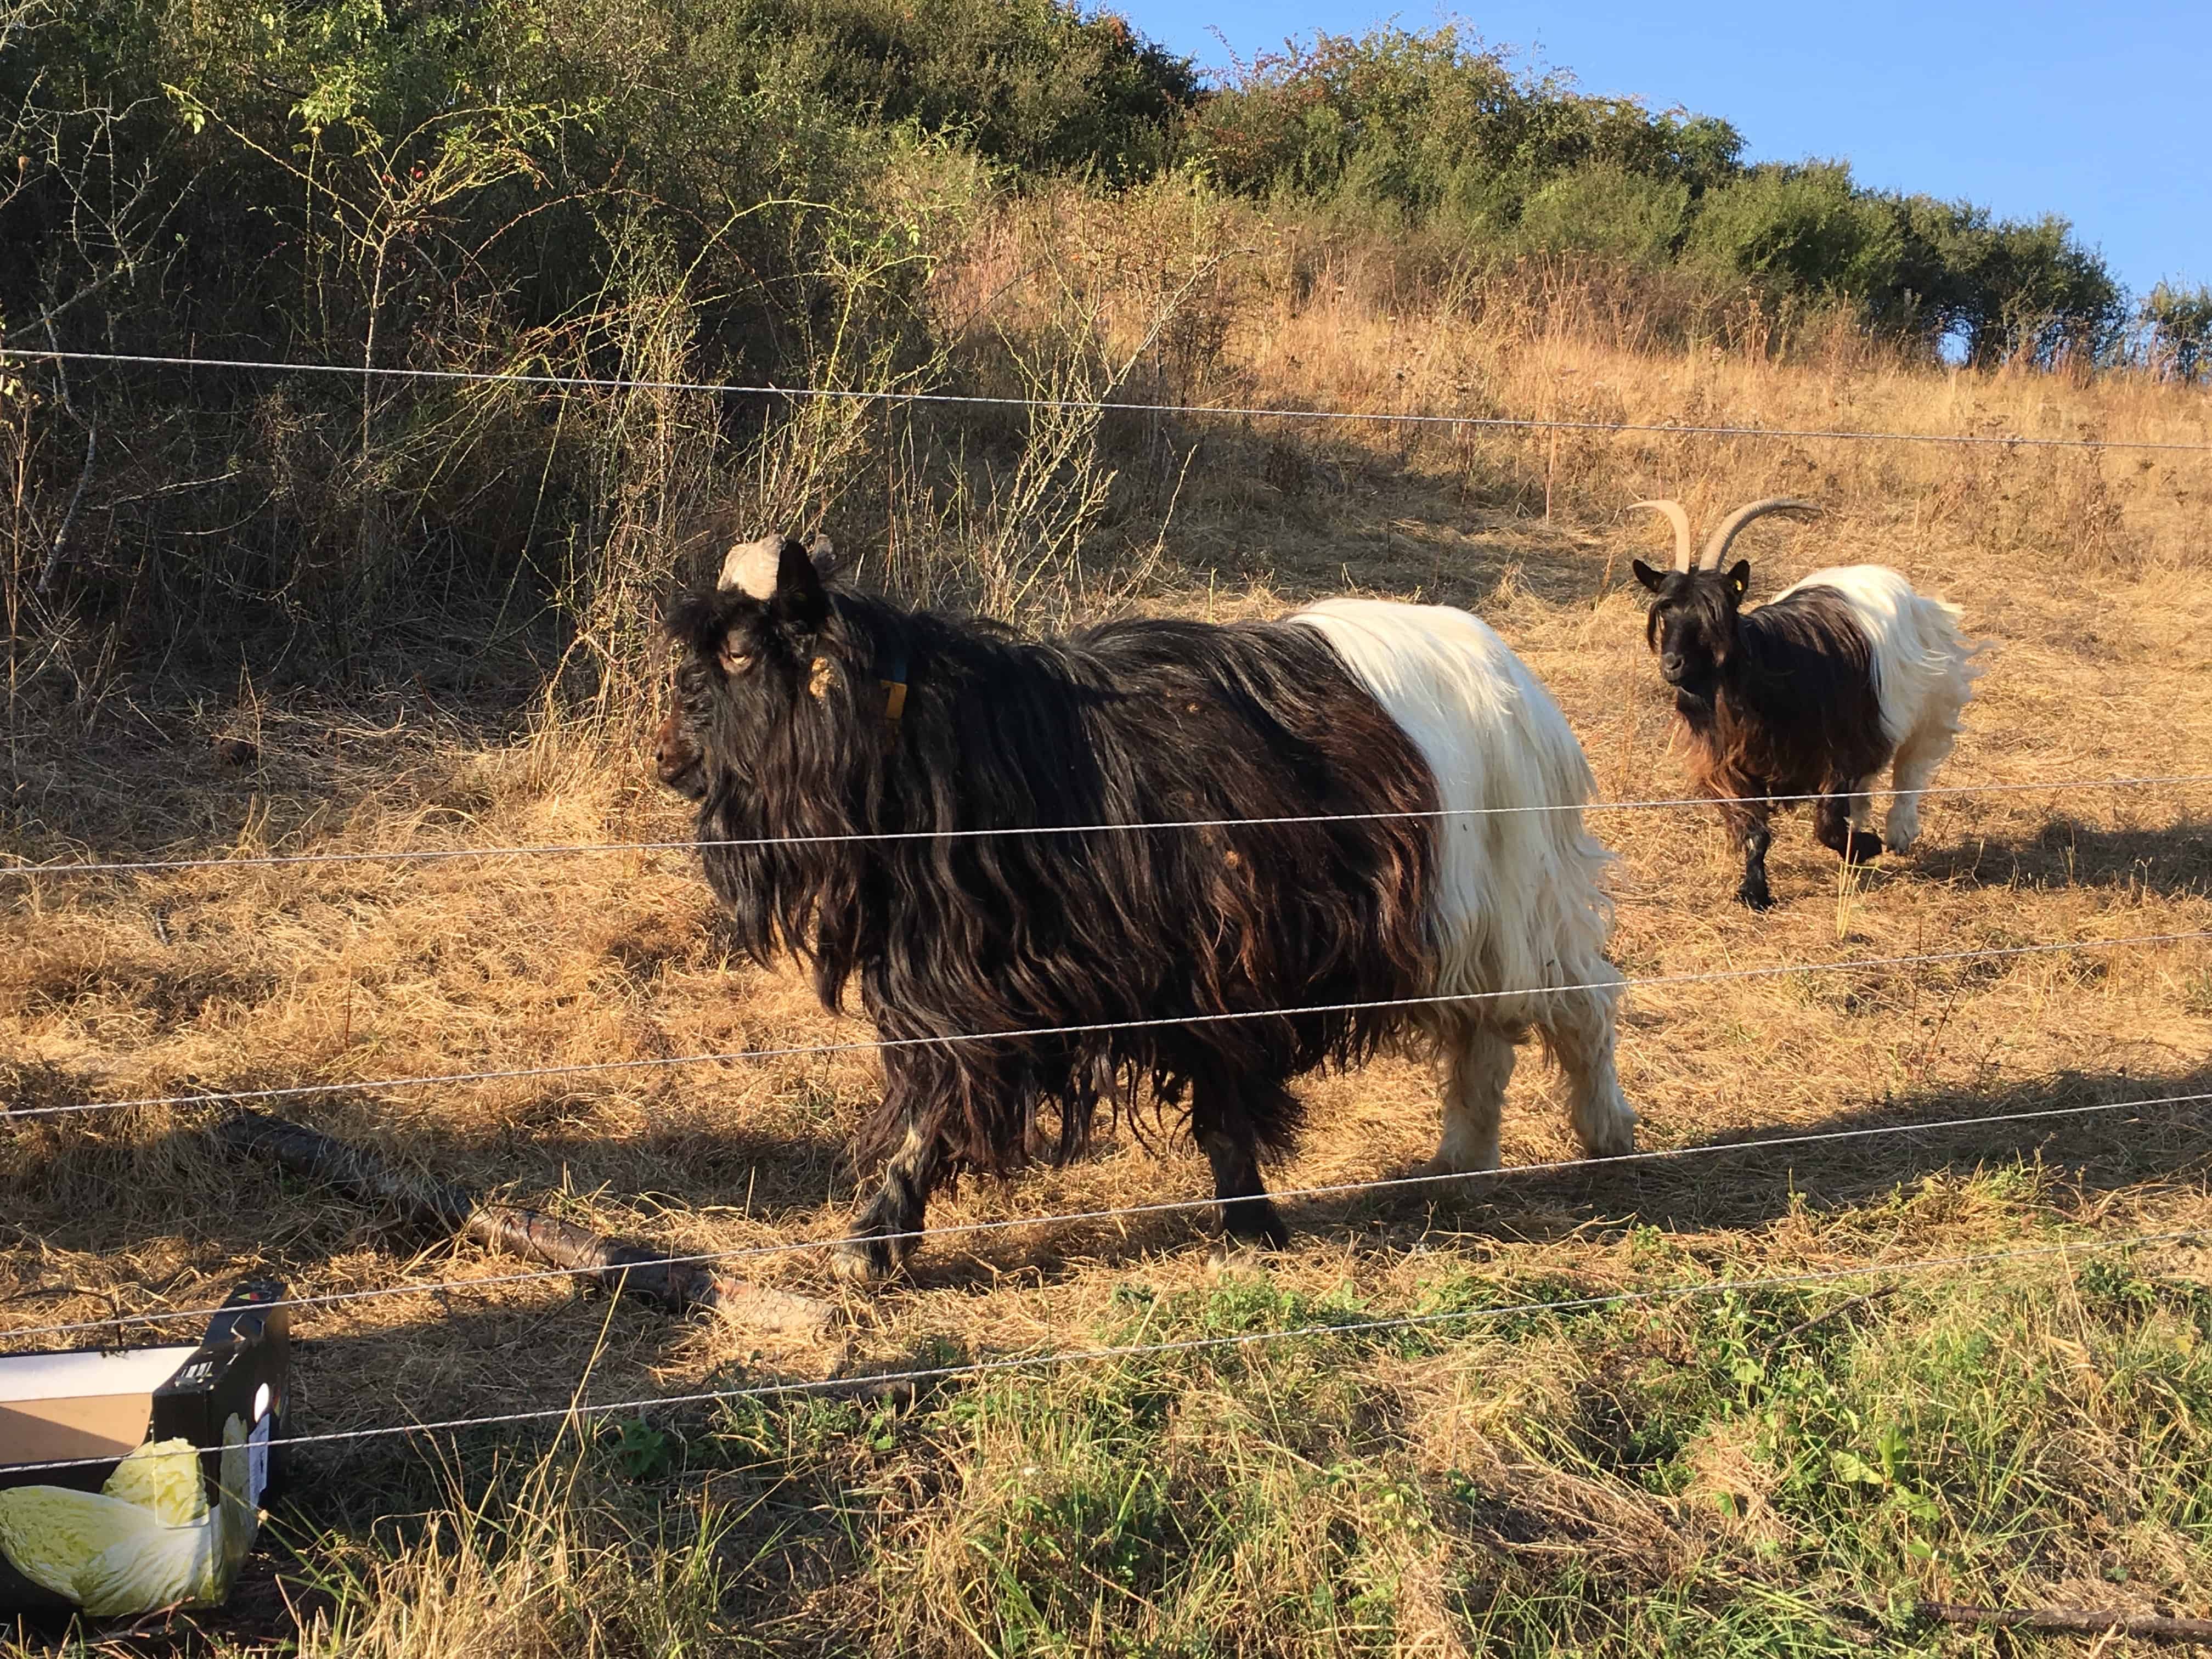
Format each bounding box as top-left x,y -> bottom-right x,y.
809,657 -> 834,699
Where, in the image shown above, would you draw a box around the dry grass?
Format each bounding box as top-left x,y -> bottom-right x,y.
4,200 -> 2212,1655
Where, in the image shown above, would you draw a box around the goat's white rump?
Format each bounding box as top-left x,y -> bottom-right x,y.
1291,598 -> 1635,1174
1776,566 -> 1989,851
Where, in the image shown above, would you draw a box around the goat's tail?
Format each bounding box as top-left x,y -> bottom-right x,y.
1898,586 -> 1991,699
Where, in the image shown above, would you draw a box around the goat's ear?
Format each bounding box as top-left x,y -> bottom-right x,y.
1630,559 -> 1667,594
806,533 -> 841,584
661,590 -> 718,656
768,536 -> 830,634
1726,560 -> 1752,601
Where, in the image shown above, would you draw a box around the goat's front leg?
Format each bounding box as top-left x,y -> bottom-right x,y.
1719,787 -> 1778,911
832,1065 -> 949,1288
1738,826 -> 1775,910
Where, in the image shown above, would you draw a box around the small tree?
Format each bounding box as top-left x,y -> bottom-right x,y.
2142,282 -> 2212,381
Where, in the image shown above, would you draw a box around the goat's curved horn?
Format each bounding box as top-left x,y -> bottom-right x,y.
1699,498 -> 1819,569
718,532 -> 786,598
1628,500 -> 1695,572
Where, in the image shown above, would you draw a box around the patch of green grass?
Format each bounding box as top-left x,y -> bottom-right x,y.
17,1183 -> 2204,1657
827,1222 -> 2212,1654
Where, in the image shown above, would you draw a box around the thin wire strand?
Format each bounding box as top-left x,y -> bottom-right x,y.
9,928 -> 2205,1125
4,770 -> 2208,880
4,347 -> 2209,453
8,1084 -> 2205,1348
7,1227 -> 2196,1476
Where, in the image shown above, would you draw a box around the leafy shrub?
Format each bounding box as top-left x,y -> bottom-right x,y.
1517,165 -> 1690,264
1684,162 -> 1905,300
2142,281 -> 2212,379
1190,22 -> 1741,232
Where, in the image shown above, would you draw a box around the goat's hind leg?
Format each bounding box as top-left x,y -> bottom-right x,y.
1815,777 -> 1884,867
1543,981 -> 1635,1159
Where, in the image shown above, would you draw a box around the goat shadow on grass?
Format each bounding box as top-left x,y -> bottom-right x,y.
872,1060 -> 2212,1294
1400,1060 -> 2212,1244
0,1081 -> 845,1275
1908,814 -> 2212,902
17,1060 -> 2210,1319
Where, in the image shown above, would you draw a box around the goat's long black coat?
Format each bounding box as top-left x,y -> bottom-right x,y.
1644,575 -> 1891,833
663,566 -> 1438,1177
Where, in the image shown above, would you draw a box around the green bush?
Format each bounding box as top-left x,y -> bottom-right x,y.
0,0 -> 2146,707
1683,162 -> 1905,301
1190,22 -> 1740,232
1888,194 -> 2124,364
1516,165 -> 1690,264
2143,281 -> 2212,380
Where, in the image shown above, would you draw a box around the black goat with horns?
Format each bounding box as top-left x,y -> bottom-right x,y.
655,531 -> 1635,1283
1630,496 -> 1985,910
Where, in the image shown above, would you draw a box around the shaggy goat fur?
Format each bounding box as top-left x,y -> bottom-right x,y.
656,535 -> 1634,1282
1635,541 -> 1984,910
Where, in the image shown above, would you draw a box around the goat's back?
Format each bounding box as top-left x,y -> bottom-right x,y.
1289,598 -> 1615,1020
1771,565 -> 1983,749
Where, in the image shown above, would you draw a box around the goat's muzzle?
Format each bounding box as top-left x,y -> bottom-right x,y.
652,707 -> 707,800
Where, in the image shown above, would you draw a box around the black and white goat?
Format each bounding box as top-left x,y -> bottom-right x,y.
654,533 -> 1636,1283
1630,498 -> 1984,910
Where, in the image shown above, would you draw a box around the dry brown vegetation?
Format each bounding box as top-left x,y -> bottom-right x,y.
5,190 -> 2212,1655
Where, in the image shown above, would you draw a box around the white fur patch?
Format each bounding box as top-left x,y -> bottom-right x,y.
718,534 -> 784,598
1774,565 -> 1986,752
1286,599 -> 1617,1030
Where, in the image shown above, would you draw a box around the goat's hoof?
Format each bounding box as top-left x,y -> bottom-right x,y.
1207,1234 -> 1280,1276
828,1236 -> 902,1288
1844,831 -> 1884,866
1220,1201 -> 1290,1253
1736,884 -> 1777,912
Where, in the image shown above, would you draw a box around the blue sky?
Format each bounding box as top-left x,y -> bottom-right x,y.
1115,1 -> 2209,301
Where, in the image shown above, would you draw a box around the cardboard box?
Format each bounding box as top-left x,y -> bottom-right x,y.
0,1279 -> 289,1619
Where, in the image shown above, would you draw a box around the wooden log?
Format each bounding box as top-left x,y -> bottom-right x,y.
218,1110 -> 833,1337
1917,1601 -> 2212,1643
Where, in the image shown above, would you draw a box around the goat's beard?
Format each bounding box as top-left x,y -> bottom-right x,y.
658,752 -> 709,800
1671,682 -> 1718,719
